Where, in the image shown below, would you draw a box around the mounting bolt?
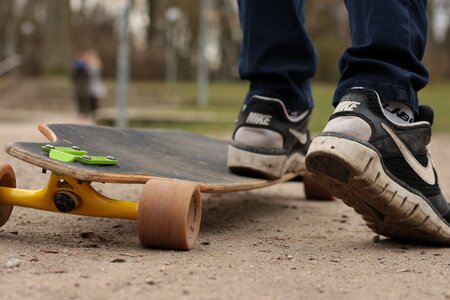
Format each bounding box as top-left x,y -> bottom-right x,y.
72,146 -> 81,151
45,144 -> 55,149
82,155 -> 92,160
106,155 -> 115,160
54,192 -> 79,213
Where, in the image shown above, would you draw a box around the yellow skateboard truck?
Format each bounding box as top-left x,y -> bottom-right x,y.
0,171 -> 137,220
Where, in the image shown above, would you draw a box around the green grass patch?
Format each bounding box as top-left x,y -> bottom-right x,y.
419,83 -> 450,132
102,80 -> 450,134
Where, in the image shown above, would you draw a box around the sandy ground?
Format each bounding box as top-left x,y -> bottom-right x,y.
1,115 -> 450,300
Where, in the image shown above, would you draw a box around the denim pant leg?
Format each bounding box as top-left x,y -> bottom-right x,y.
334,0 -> 429,112
238,0 -> 316,112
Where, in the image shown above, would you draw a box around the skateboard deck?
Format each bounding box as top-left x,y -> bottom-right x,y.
6,124 -> 296,192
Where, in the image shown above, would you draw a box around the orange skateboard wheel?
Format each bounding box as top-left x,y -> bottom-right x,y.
0,164 -> 16,227
138,179 -> 202,250
304,171 -> 334,201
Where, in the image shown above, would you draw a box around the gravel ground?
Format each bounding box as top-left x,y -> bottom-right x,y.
1,117 -> 450,300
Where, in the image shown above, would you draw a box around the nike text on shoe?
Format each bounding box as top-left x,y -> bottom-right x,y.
227,96 -> 311,179
306,87 -> 450,245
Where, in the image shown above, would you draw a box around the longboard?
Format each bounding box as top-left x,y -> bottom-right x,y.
7,124 -> 297,192
0,124 -> 332,250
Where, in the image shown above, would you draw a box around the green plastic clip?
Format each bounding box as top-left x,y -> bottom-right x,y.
42,145 -> 87,163
76,155 -> 118,165
42,144 -> 118,166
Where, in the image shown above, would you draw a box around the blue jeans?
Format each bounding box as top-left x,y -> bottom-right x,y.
238,0 -> 428,113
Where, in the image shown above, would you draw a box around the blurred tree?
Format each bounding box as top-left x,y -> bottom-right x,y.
305,0 -> 349,82
213,0 -> 240,80
426,0 -> 450,80
0,2 -> 15,60
44,0 -> 72,73
18,0 -> 45,75
1,0 -> 449,82
146,0 -> 164,46
71,1 -> 118,78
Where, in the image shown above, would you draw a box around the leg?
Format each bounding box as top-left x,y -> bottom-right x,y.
89,96 -> 98,116
334,0 -> 428,112
80,94 -> 90,116
228,0 -> 316,179
307,1 -> 450,245
238,0 -> 316,112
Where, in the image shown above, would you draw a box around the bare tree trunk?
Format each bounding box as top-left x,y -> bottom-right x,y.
0,2 -> 17,59
44,0 -> 72,73
0,2 -> 10,58
146,0 -> 158,45
216,0 -> 240,80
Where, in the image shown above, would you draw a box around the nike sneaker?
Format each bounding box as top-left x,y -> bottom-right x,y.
306,87 -> 450,244
227,96 -> 311,179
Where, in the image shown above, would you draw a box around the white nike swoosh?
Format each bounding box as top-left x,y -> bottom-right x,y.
381,123 -> 436,185
289,128 -> 308,144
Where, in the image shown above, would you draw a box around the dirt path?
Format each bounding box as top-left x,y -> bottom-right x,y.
1,121 -> 450,300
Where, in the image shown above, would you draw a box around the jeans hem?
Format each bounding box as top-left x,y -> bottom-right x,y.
246,89 -> 314,112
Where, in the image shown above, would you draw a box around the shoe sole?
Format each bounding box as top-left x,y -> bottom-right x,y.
227,145 -> 306,179
306,135 -> 450,245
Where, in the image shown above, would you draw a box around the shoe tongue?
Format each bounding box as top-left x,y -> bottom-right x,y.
417,105 -> 434,125
382,101 -> 415,124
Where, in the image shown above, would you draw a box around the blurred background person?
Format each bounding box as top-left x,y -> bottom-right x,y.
71,50 -> 104,123
71,51 -> 91,123
84,49 -> 105,119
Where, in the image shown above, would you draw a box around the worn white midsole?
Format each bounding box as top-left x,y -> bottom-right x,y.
227,145 -> 305,178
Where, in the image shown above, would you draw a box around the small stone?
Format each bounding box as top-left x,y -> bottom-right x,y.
146,280 -> 156,285
395,268 -> 411,273
6,259 -> 21,268
80,232 -> 94,239
40,248 -> 61,254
